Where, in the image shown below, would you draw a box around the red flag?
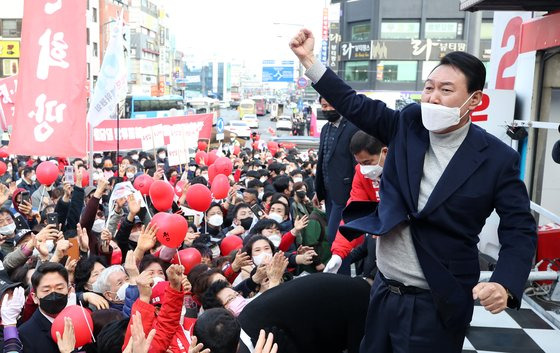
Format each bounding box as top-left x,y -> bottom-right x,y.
9,0 -> 87,157
0,75 -> 17,131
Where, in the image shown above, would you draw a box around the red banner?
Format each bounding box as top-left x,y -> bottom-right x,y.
92,114 -> 213,152
0,75 -> 17,131
9,0 -> 87,157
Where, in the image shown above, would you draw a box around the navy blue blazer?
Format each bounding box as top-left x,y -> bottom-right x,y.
315,68 -> 536,328
316,118 -> 359,205
20,309 -> 60,353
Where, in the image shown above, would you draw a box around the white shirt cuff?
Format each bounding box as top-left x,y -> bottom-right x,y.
305,61 -> 327,84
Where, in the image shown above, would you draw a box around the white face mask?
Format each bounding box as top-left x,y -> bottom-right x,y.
158,153 -> 166,159
0,222 -> 16,236
116,282 -> 130,301
92,219 -> 105,233
293,177 -> 303,183
39,156 -> 47,162
126,172 -> 135,179
258,191 -> 264,200
30,175 -> 37,182
201,173 -> 209,181
94,158 -> 102,164
360,164 -> 383,180
33,239 -> 55,256
208,214 -> 223,227
268,235 -> 281,248
420,92 -> 475,133
252,252 -> 272,266
268,212 -> 284,224
260,177 -> 267,183
131,154 -> 139,161
152,276 -> 165,287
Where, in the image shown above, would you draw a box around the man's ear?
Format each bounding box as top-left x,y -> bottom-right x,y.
31,291 -> 40,305
467,90 -> 483,111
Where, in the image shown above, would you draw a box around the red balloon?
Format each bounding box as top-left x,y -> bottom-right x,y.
111,247 -> 122,265
172,248 -> 202,275
233,145 -> 241,156
220,235 -> 243,256
174,180 -> 187,197
151,212 -> 188,248
133,174 -> 154,196
254,134 -> 260,141
195,151 -> 207,165
186,184 -> 212,212
211,174 -> 230,199
149,180 -> 175,212
252,142 -> 259,151
51,305 -> 94,348
36,161 -> 59,185
198,140 -> 208,151
207,150 -> 218,166
0,161 -> 6,176
214,157 -> 233,176
74,167 -> 89,187
208,164 -> 217,184
0,147 -> 8,158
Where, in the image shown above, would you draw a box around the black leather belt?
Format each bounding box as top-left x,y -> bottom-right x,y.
379,272 -> 430,295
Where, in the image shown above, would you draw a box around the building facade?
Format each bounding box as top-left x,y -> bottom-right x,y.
332,0 -> 493,91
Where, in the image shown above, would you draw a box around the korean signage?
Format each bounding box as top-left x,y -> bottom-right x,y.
262,66 -> 294,83
92,114 -> 213,152
340,39 -> 473,61
0,41 -> 20,58
327,22 -> 341,71
9,0 -> 87,157
321,8 -> 329,65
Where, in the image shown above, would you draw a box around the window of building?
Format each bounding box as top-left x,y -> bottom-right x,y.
87,63 -> 90,79
86,28 -> 90,45
92,8 -> 97,23
425,20 -> 463,40
93,42 -> 98,57
87,0 -> 89,9
351,22 -> 370,41
480,21 -> 493,40
377,61 -> 417,82
380,21 -> 420,39
344,61 -> 369,82
1,19 -> 22,38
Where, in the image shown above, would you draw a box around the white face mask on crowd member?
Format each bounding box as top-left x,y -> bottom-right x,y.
158,153 -> 166,160
267,212 -> 284,224
126,172 -> 135,179
252,251 -> 273,266
208,214 -> 224,227
92,219 -> 105,233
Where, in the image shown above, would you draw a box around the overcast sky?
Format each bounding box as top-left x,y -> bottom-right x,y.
166,0 -> 332,64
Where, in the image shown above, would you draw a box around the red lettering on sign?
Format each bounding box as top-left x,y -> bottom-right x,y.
471,93 -> 490,122
496,17 -> 522,90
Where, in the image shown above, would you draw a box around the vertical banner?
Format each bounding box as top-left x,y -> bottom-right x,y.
87,16 -> 127,128
327,23 -> 341,72
0,75 -> 17,131
321,8 -> 329,66
9,0 -> 87,157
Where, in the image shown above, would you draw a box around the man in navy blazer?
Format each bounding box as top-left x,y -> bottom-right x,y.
290,30 -> 536,353
314,96 -> 359,246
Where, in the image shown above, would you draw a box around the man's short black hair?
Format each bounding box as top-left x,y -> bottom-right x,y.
435,51 -> 486,93
273,176 -> 291,193
96,318 -> 129,353
23,166 -> 34,178
269,201 -> 288,218
201,280 -> 230,310
290,169 -> 304,177
246,179 -> 263,189
243,188 -> 258,199
349,131 -> 385,156
232,202 -> 251,220
31,262 -> 69,292
138,254 -> 168,274
193,308 -> 240,353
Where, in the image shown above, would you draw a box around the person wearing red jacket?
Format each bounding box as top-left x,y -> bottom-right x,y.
122,264 -> 193,353
324,131 -> 387,275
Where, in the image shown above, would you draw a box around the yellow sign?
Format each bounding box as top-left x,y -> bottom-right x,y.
0,41 -> 20,58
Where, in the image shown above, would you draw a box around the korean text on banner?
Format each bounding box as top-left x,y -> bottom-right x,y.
0,74 -> 17,131
92,114 -> 213,152
86,16 -> 127,128
9,0 -> 87,157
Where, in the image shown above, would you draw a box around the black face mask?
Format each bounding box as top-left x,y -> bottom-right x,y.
239,217 -> 253,231
296,191 -> 306,199
39,292 -> 68,316
323,110 -> 341,123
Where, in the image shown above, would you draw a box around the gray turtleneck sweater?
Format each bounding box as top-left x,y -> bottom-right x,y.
376,121 -> 472,289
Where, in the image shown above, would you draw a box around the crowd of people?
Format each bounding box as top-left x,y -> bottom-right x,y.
0,132 -> 383,353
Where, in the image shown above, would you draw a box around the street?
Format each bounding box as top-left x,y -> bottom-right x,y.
219,108 -> 293,141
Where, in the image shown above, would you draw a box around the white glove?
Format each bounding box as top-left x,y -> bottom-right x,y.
1,287 -> 25,326
323,255 -> 343,274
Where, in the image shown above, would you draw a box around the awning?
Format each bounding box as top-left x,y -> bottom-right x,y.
460,0 -> 560,11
